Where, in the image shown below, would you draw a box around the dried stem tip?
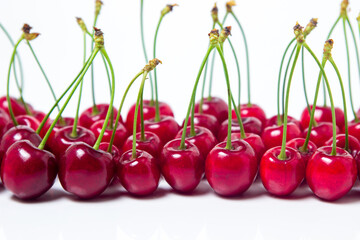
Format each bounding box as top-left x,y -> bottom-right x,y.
340,0 -> 349,17
76,17 -> 88,33
293,22 -> 305,43
208,29 -> 219,45
323,39 -> 334,60
304,18 -> 318,37
219,26 -> 232,44
22,24 -> 32,34
95,0 -> 103,16
161,4 -> 178,16
94,27 -> 104,47
143,58 -> 162,72
22,23 -> 40,41
226,1 -> 236,13
211,3 -> 219,23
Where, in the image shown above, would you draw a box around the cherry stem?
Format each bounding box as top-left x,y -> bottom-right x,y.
0,23 -> 24,94
301,46 -> 311,114
215,45 -> 233,150
180,45 -> 214,150
100,53 -> 114,127
230,12 -> 251,105
230,92 -> 246,139
132,72 -> 148,158
303,43 -> 337,156
329,58 -> 349,151
107,70 -> 144,153
140,0 -> 154,102
90,15 -> 99,114
277,38 -> 296,125
38,48 -> 100,150
278,44 -> 301,160
140,91 -> 145,141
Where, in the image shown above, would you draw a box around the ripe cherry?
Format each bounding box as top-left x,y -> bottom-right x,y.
348,120 -> 360,142
303,122 -> 339,147
182,113 -> 219,137
90,119 -> 128,150
325,134 -> 360,158
266,114 -> 301,130
234,103 -> 267,128
261,122 -> 302,150
0,96 -> 33,117
286,138 -> 317,166
300,105 -> 344,130
4,115 -> 40,132
143,115 -> 179,145
122,131 -> 162,160
0,109 -> 9,137
218,117 -> 262,141
79,103 -> 118,129
194,96 -> 228,123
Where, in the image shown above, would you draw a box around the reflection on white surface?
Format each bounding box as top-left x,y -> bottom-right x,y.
0,178 -> 360,240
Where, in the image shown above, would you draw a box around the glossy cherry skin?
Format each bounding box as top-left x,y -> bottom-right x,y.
39,117 -> 75,150
0,96 -> 33,116
218,117 -> 262,141
233,103 -> 267,129
90,120 -> 128,150
300,105 -> 345,130
260,146 -> 305,196
1,140 -> 57,200
59,142 -> 115,199
265,115 -> 302,130
306,146 -> 357,201
79,104 -> 118,129
175,126 -> 217,160
51,126 -> 96,159
325,134 -> 360,158
0,109 -> 9,137
125,100 -> 174,132
348,120 -> 360,142
160,139 -> 203,193
303,122 -> 339,148
99,142 -> 121,186
261,122 -> 302,150
122,131 -> 162,160
354,152 -> 360,180
194,97 -> 228,123
0,126 -> 42,163
31,110 -> 47,124
118,149 -> 160,196
286,138 -> 317,167
226,132 -> 265,164
4,115 -> 40,132
182,113 -> 220,137
206,140 -> 257,196
144,116 -> 179,145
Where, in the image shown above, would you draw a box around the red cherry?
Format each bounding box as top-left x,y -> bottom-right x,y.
1,140 -> 57,200
348,120 -> 360,142
0,96 -> 33,116
325,134 -> 360,158
144,116 -> 179,145
234,103 -> 267,128
51,125 -> 96,159
226,132 -> 265,163
303,122 -> 339,147
260,146 -> 305,196
79,104 -> 118,129
58,142 -> 115,199
265,114 -> 302,130
99,142 -> 122,186
194,96 -> 228,123
117,149 -> 160,196
206,140 -> 258,196
4,115 -> 40,132
160,139 -> 203,193
300,105 -> 345,130
31,110 -> 47,124
122,131 -> 162,160
175,126 -> 217,160
261,122 -> 302,150
182,113 -> 220,137
354,152 -> 360,180
0,109 -> 10,137
89,119 -> 128,150
39,117 -> 75,150
218,117 -> 262,141
306,146 -> 357,201
286,138 -> 317,166
125,100 -> 174,132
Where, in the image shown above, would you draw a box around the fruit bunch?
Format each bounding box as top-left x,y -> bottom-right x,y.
0,0 -> 359,202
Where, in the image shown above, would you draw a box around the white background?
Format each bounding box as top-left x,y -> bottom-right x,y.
1,0 -> 360,239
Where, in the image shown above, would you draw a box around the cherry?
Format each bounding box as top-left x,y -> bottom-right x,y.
160,139 -> 203,193
90,119 -> 128,150
143,115 -> 179,145
325,134 -> 360,158
1,140 -> 57,200
125,100 -> 174,132
4,115 -> 40,132
0,109 -> 9,137
182,113 -> 219,137
260,146 -> 305,196
218,117 -> 262,141
234,103 -> 267,128
303,122 -> 339,147
206,140 -> 258,196
117,149 -> 160,196
286,138 -> 317,166
79,103 -> 118,129
265,114 -> 301,130
300,105 -> 345,130
175,126 -> 217,160
99,142 -> 122,186
348,120 -> 360,142
58,142 -> 114,199
51,125 -> 96,159
261,122 -> 302,150
194,96 -> 228,123
306,146 -> 357,201
31,110 -> 47,124
39,117 -> 74,150
122,131 -> 162,160
0,96 -> 33,117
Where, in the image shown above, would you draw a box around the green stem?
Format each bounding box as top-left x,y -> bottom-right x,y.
230,92 -> 246,139
301,46 -> 311,114
93,49 -> 116,150
153,15 -> 164,122
90,15 -> 99,113
303,43 -> 337,156
208,51 -> 216,99
132,73 -> 148,158
100,52 -> 114,127
140,90 -> 145,141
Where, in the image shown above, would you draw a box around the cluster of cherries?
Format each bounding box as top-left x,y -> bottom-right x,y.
0,0 -> 360,202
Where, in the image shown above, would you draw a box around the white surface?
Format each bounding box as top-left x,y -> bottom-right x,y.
1,0 -> 360,239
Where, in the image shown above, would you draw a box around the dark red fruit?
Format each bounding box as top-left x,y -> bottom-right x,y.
4,115 -> 40,132
300,105 -> 345,130
39,117 -> 75,150
303,122 -> 339,148
218,117 -> 262,141
79,104 -> 118,129
347,120 -> 360,142
0,96 -> 33,117
144,116 -> 179,145
265,115 -> 301,130
182,113 -> 220,137
122,131 -> 162,160
0,109 -> 9,137
234,103 -> 267,128
194,96 -> 228,123
325,134 -> 360,158
286,138 -> 317,166
261,122 -> 302,150
99,142 -> 121,186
